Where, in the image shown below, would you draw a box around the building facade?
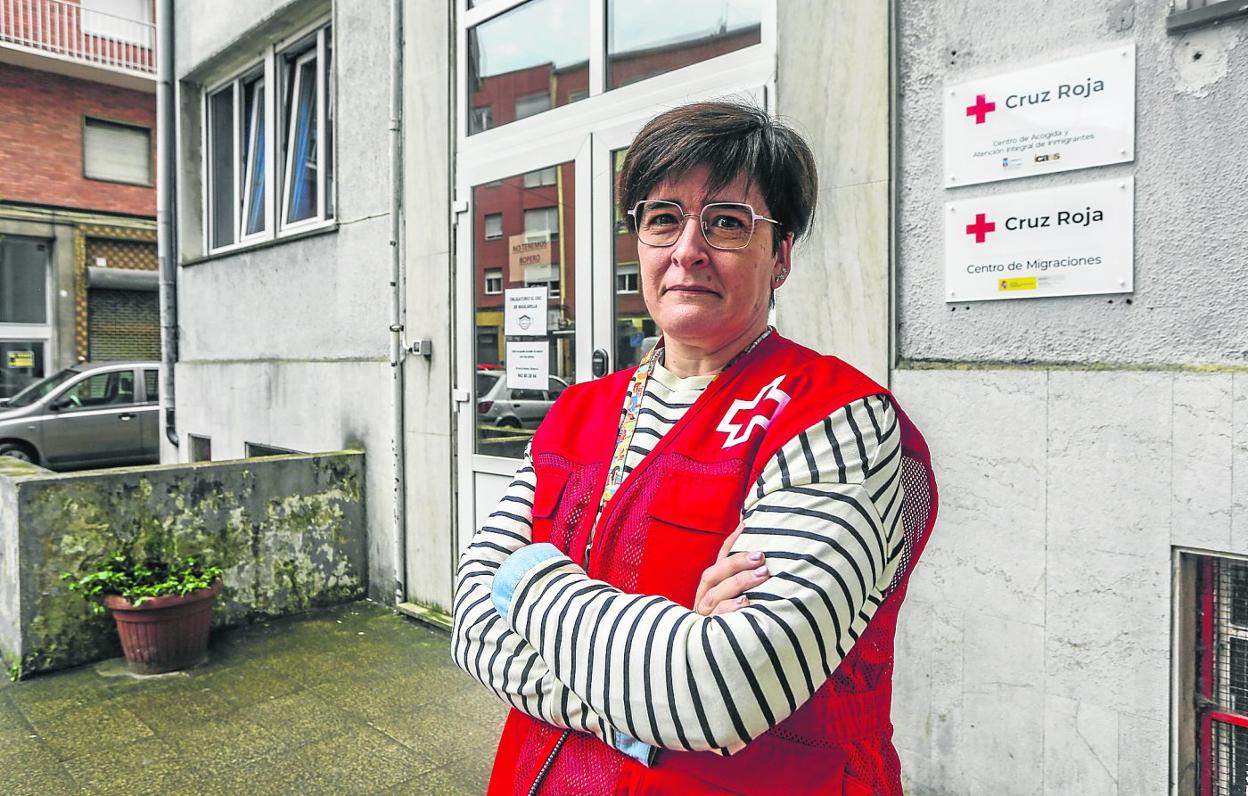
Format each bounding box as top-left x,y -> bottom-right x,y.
0,0 -> 160,398
168,1 -> 1247,793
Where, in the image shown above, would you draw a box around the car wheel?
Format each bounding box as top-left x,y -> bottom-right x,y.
0,442 -> 36,464
497,417 -> 521,430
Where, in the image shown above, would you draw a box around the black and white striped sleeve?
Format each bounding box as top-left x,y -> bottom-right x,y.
499,395 -> 904,755
450,450 -> 616,742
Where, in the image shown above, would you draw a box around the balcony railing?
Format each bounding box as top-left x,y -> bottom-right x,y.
0,0 -> 154,76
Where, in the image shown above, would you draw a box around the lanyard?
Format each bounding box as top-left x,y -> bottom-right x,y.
598,326 -> 774,513
599,339 -> 663,510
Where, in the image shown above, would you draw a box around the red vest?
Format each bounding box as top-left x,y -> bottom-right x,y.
488,334 -> 938,796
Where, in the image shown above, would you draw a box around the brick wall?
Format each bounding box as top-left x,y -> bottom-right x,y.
0,62 -> 155,217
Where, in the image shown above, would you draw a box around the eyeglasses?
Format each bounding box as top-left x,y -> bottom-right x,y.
627,200 -> 780,251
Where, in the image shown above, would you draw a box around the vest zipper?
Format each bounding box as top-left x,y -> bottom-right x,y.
527,729 -> 570,796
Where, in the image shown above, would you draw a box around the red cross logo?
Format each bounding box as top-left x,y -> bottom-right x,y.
716,375 -> 791,449
966,94 -> 996,124
965,213 -> 995,244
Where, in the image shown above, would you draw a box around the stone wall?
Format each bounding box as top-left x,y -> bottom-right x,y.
0,451 -> 366,678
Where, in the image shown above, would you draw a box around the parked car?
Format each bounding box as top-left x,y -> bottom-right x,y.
476,370 -> 568,430
0,361 -> 162,470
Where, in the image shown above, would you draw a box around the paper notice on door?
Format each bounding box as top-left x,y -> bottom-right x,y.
506,341 -> 549,390
504,287 -> 548,336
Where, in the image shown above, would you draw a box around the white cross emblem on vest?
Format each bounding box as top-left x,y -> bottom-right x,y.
716,375 -> 791,449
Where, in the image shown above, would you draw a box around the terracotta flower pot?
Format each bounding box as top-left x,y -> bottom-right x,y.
103,578 -> 223,674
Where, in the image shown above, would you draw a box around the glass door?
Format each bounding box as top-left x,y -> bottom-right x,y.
452,0 -> 777,560
0,236 -> 53,399
455,133 -> 593,547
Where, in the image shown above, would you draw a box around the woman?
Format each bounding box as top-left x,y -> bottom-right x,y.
452,102 -> 937,795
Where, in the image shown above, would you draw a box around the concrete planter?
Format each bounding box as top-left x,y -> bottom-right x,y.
103,578 -> 223,674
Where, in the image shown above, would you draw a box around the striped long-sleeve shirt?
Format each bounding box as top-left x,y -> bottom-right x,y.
451,361 -> 904,756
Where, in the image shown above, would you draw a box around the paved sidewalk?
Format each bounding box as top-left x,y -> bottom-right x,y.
0,601 -> 507,795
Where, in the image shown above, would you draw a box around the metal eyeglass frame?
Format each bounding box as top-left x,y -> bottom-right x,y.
627,200 -> 781,251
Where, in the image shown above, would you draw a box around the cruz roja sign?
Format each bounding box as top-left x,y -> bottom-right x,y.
944,44 -> 1135,187
946,178 -> 1134,302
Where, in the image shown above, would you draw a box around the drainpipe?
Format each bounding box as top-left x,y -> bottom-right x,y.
157,0 -> 178,448
388,0 -> 407,605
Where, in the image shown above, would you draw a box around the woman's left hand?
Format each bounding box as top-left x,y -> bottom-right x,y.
694,522 -> 770,616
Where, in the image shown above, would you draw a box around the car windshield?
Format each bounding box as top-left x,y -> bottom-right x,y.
6,368 -> 79,408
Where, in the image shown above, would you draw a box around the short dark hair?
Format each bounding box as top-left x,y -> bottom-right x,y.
618,101 -> 818,252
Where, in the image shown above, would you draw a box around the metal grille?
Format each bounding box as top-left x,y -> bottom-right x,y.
1198,556 -> 1248,796
87,288 -> 159,362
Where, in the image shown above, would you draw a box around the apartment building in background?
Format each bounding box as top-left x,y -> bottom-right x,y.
0,0 -> 158,399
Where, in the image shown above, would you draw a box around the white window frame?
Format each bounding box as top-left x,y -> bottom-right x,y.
484,267 -> 503,295
202,19 -> 333,257
239,72 -> 268,239
279,36 -> 328,232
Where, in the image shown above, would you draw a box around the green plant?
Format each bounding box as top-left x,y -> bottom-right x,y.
62,555 -> 223,615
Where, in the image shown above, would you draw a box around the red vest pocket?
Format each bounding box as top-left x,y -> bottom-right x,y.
531,466 -> 570,545
636,472 -> 741,606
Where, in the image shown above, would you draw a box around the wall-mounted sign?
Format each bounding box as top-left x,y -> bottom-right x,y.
504,287 -> 548,336
505,341 -> 549,390
944,44 -> 1135,187
6,351 -> 34,368
945,177 -> 1134,302
508,232 -> 551,281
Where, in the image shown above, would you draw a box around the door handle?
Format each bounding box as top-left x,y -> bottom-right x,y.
592,348 -> 609,378
118,414 -> 135,421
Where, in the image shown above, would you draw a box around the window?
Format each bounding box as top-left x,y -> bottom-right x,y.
0,342 -> 45,400
606,0 -> 764,89
485,268 -> 503,295
616,263 -> 639,294
1182,553 -> 1248,795
281,37 -> 328,227
1169,0 -> 1248,32
142,369 -> 158,403
463,0 -> 768,135
527,277 -> 561,300
0,237 -> 48,324
523,167 -> 558,188
484,213 -> 503,240
515,91 -> 552,121
471,106 -> 493,132
84,118 -> 151,185
466,0 -> 590,135
524,206 -> 559,239
60,370 -> 135,409
240,73 -> 267,237
205,21 -> 334,252
189,434 -> 212,462
476,328 -> 500,368
246,442 -> 301,457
